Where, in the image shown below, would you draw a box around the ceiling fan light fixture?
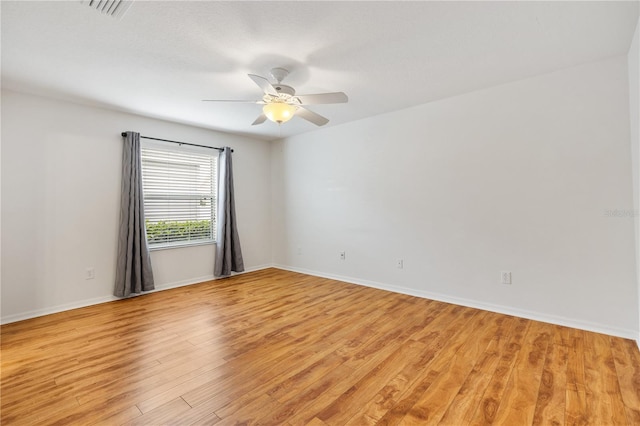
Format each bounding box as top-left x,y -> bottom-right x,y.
263,102 -> 297,124
203,68 -> 347,127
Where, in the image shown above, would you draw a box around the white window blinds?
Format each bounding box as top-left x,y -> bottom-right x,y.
141,145 -> 218,248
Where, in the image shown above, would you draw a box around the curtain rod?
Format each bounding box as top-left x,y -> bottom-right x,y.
120,132 -> 232,152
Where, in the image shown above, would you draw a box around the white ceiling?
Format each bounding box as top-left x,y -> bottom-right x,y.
2,1 -> 639,141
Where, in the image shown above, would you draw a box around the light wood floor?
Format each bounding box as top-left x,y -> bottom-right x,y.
1,269 -> 639,425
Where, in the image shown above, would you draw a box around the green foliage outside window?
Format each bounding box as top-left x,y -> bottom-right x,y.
145,220 -> 212,244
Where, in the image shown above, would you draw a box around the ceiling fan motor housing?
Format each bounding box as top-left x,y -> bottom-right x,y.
270,67 -> 289,83
273,84 -> 295,97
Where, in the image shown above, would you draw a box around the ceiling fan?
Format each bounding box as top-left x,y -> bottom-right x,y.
203,68 -> 348,126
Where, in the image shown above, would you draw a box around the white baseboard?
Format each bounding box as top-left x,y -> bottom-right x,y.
3,263 -> 639,344
0,264 -> 273,325
0,295 -> 119,325
273,264 -> 640,342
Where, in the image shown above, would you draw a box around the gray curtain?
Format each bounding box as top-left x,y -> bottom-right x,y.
215,147 -> 244,277
114,131 -> 155,297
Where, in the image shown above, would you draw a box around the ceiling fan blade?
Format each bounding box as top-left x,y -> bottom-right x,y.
295,92 -> 348,105
248,74 -> 278,96
296,107 -> 329,126
202,99 -> 262,103
252,113 -> 267,126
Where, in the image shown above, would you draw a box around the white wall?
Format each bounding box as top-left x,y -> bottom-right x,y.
629,16 -> 640,344
272,55 -> 639,339
1,90 -> 272,323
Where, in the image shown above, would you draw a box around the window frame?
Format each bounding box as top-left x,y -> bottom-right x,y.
140,140 -> 219,251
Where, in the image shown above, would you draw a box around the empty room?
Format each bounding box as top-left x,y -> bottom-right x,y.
2,1 -> 640,425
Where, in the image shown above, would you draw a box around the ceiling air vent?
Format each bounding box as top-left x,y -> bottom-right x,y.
81,0 -> 133,20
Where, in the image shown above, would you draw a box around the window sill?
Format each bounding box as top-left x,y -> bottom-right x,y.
148,240 -> 216,251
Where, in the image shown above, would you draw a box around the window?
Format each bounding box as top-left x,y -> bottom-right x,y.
141,143 -> 218,249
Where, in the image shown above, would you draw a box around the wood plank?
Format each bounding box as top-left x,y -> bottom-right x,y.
466,317 -> 530,425
282,305 -> 462,425
90,405 -> 143,426
347,310 -> 501,425
565,328 -> 589,426
436,314 -> 518,425
489,320 -> 550,425
315,339 -> 428,424
531,325 -> 568,426
356,307 -> 487,425
305,418 -> 328,426
610,337 -> 640,424
214,394 -> 281,426
254,363 -> 357,425
214,303 -> 433,423
582,331 -> 628,425
124,397 -> 192,426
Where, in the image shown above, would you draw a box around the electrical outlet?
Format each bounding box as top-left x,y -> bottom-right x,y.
397,259 -> 404,269
501,271 -> 511,285
339,251 -> 346,260
85,267 -> 95,280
